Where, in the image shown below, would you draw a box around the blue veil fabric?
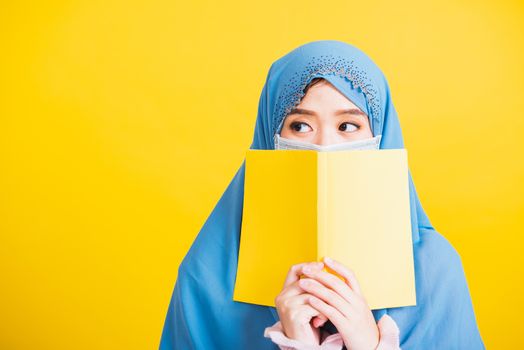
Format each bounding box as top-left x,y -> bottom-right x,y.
159,40 -> 485,349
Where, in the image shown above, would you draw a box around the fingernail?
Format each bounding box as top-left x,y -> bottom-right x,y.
303,266 -> 312,274
324,256 -> 333,264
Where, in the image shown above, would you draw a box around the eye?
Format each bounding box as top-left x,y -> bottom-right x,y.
290,121 -> 312,133
339,122 -> 359,132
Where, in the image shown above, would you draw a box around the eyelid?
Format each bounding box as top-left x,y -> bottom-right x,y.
290,121 -> 312,132
340,121 -> 359,132
291,121 -> 311,128
288,120 -> 361,132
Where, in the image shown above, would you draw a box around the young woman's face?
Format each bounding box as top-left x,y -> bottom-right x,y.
279,80 -> 373,145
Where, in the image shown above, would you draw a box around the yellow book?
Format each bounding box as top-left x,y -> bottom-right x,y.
233,148 -> 416,310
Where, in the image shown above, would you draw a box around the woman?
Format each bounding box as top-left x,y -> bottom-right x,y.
267,76 -> 399,350
159,40 -> 485,349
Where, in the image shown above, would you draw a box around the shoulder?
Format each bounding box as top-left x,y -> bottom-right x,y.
415,227 -> 469,292
417,227 -> 462,265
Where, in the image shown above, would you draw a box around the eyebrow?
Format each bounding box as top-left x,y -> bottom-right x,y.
288,108 -> 367,118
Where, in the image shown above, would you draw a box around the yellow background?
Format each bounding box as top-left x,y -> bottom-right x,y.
1,0 -> 523,348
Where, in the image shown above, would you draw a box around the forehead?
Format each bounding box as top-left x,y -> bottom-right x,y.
297,80 -> 362,108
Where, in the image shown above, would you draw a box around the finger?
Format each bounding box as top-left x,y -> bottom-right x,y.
276,293 -> 326,325
275,289 -> 329,328
277,292 -> 314,309
307,295 -> 348,332
302,265 -> 357,305
298,278 -> 352,319
276,277 -> 328,307
276,281 -> 306,305
283,261 -> 324,288
311,311 -> 329,328
322,256 -> 363,295
312,316 -> 328,328
296,304 -> 325,323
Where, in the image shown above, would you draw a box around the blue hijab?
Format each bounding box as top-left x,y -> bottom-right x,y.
159,40 -> 485,349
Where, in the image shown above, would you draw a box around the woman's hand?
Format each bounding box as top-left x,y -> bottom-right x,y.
275,261 -> 329,345
299,256 -> 379,350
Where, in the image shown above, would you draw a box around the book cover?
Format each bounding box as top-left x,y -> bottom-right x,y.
233,148 -> 416,310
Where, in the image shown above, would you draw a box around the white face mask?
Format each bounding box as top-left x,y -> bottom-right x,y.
274,134 -> 382,151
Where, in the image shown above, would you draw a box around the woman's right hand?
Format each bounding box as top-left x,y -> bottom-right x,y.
274,261 -> 328,345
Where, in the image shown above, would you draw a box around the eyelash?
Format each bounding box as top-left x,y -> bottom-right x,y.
290,121 -> 360,133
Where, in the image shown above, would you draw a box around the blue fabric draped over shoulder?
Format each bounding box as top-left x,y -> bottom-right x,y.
159,40 -> 485,349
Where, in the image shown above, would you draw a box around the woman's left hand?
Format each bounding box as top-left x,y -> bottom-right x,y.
299,256 -> 379,350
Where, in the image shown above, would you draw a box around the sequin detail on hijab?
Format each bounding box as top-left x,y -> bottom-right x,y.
273,54 -> 381,137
